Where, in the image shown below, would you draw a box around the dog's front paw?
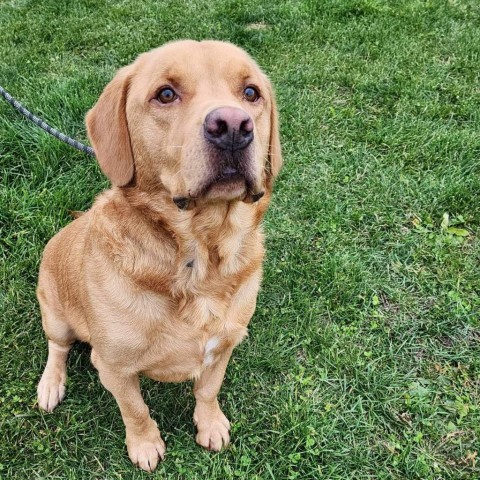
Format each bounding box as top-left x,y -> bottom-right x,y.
194,404 -> 231,451
126,428 -> 166,472
37,368 -> 66,412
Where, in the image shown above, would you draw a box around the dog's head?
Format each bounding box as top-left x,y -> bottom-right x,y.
86,40 -> 282,208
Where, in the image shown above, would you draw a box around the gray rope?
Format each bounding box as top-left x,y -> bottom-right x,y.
0,85 -> 95,157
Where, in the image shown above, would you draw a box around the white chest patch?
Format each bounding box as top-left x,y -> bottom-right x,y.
203,337 -> 220,366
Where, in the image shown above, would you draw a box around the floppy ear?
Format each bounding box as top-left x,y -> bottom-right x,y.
86,66 -> 134,187
266,81 -> 283,184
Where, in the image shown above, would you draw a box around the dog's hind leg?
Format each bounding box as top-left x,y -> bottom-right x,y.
37,287 -> 75,412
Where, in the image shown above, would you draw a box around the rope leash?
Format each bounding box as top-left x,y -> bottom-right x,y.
0,85 -> 95,157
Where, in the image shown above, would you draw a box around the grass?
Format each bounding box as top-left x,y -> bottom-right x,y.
1,0 -> 479,478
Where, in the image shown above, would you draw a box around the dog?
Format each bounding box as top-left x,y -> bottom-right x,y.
36,40 -> 282,472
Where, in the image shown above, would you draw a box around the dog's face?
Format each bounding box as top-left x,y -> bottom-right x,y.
86,40 -> 282,206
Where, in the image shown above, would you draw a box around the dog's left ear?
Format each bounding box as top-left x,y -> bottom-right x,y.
265,80 -> 283,184
86,66 -> 135,187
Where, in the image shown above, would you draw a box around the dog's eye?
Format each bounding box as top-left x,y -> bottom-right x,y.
157,87 -> 177,104
243,86 -> 260,102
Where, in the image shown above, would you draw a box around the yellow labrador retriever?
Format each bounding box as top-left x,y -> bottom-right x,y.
36,40 -> 282,472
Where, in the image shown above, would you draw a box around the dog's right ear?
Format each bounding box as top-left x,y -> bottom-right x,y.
264,78 -> 283,188
86,66 -> 134,187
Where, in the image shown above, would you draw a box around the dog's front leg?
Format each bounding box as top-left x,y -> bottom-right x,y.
193,347 -> 234,451
93,352 -> 165,471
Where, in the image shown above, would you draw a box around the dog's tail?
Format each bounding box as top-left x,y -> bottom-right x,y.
69,210 -> 86,219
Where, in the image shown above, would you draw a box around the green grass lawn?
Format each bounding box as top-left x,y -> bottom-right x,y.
1,0 -> 479,478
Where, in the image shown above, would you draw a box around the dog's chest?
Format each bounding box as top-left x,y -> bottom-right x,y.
97,208 -> 262,380
140,300 -> 245,382
137,256 -> 252,381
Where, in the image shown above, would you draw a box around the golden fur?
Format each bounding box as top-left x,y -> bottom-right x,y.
36,40 -> 282,472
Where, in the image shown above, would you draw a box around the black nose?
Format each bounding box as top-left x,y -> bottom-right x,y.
204,107 -> 254,151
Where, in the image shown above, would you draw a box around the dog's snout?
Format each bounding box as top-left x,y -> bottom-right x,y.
204,107 -> 253,151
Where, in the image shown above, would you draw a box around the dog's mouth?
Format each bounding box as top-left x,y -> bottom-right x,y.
172,149 -> 263,209
172,166 -> 248,210
214,166 -> 245,185
204,165 -> 247,199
